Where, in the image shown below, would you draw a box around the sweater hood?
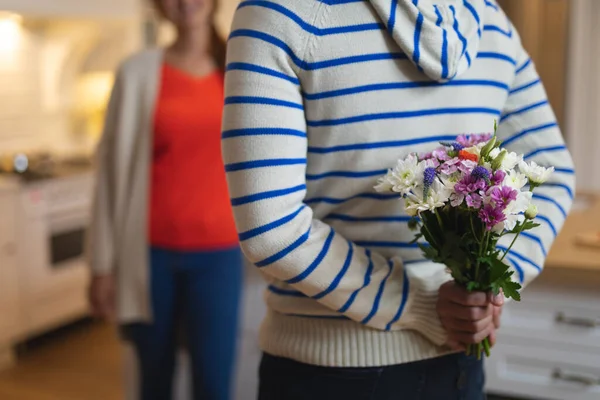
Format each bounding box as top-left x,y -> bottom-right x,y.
369,0 -> 487,81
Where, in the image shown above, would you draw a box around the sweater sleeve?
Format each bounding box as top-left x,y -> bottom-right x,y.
496,27 -> 575,288
221,4 -> 449,345
87,67 -> 124,276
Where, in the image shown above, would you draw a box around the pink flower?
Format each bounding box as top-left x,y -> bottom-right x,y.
432,147 -> 452,162
489,186 -> 518,208
440,158 -> 477,175
479,204 -> 507,231
456,133 -> 493,147
451,175 -> 488,208
466,193 -> 483,208
491,170 -> 506,186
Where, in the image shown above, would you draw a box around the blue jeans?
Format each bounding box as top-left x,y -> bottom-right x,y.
122,247 -> 243,400
258,352 -> 486,400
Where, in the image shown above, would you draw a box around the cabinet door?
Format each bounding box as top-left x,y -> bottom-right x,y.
0,189 -> 20,344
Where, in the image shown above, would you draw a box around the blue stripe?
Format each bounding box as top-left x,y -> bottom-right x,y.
327,214 -> 412,223
267,285 -> 307,297
524,145 -> 566,160
507,257 -> 524,283
238,1 -> 383,36
509,78 -> 541,95
256,227 -> 311,267
307,107 -> 500,127
226,62 -> 299,85
307,134 -> 458,153
483,25 -> 512,37
306,170 -> 387,180
537,214 -> 558,237
286,228 -> 335,284
502,122 -> 558,147
385,269 -> 410,330
225,96 -> 303,110
478,52 -> 517,65
239,205 -> 306,241
413,8 -> 425,67
320,0 -> 365,4
434,6 -> 449,79
389,0 -> 399,34
485,0 -> 499,11
231,184 -> 306,206
313,242 -> 354,300
223,127 -> 306,139
362,260 -> 394,324
318,0 -> 367,6
497,246 -> 542,272
501,100 -> 548,123
540,182 -> 574,199
304,79 -> 509,101
225,158 -> 306,172
338,250 -> 374,313
230,29 -> 410,71
305,193 -> 399,205
450,6 -> 471,66
554,167 -> 575,175
355,241 -> 419,249
464,0 -> 482,37
533,194 -> 567,218
521,232 -> 547,257
516,59 -> 532,74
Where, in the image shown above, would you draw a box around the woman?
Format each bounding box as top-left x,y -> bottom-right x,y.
221,0 -> 574,399
88,1 -> 242,399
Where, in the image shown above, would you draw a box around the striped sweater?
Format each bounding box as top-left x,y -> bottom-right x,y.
222,0 -> 575,367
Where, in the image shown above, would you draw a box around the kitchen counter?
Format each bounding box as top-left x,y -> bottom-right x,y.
546,193 -> 600,272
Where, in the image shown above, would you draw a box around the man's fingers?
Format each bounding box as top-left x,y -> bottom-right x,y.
448,324 -> 494,345
438,302 -> 493,321
442,283 -> 489,307
441,314 -> 493,334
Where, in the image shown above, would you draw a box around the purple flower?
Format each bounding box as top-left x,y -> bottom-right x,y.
491,170 -> 506,186
440,141 -> 465,152
479,204 -> 507,231
489,186 -> 518,208
440,158 -> 477,175
456,133 -> 493,147
452,175 -> 488,208
471,166 -> 490,182
432,147 -> 451,162
423,167 -> 436,198
466,193 -> 483,208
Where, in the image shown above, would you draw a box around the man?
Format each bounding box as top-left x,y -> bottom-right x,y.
221,0 -> 574,398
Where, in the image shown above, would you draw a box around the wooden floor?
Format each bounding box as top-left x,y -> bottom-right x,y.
0,320 -> 123,400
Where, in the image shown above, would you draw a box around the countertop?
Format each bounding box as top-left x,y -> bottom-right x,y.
546,192 -> 600,272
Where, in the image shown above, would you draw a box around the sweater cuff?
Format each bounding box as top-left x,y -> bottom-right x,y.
402,288 -> 448,346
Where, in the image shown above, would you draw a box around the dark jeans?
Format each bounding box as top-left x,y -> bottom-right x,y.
122,247 -> 243,400
258,352 -> 486,400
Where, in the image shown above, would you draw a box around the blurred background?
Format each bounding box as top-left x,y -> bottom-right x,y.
0,0 -> 598,399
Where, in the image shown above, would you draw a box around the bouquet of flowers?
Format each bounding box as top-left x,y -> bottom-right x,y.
375,123 -> 553,359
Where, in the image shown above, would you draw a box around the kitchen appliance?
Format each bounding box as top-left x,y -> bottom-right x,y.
2,155 -> 94,337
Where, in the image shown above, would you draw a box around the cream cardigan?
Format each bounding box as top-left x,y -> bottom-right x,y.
89,49 -> 163,323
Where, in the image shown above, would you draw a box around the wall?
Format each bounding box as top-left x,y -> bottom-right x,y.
0,17 -> 140,154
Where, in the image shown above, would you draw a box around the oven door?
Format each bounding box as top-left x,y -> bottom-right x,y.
48,207 -> 88,269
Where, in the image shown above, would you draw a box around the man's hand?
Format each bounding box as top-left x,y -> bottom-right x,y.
437,281 -> 504,350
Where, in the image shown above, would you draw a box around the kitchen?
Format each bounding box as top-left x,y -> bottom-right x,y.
0,0 -> 599,399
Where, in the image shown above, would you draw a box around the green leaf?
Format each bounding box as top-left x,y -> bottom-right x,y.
500,280 -> 522,301
466,281 -> 480,292
409,233 -> 423,245
419,244 -> 439,261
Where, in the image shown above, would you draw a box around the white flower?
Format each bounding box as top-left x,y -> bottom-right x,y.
501,151 -> 523,171
375,154 -> 426,196
489,148 -> 501,159
502,191 -> 532,231
519,160 -> 554,185
525,204 -> 538,220
405,179 -> 452,214
503,169 -> 528,190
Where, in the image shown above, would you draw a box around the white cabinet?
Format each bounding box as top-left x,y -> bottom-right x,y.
0,184 -> 21,368
0,0 -> 140,19
486,268 -> 600,400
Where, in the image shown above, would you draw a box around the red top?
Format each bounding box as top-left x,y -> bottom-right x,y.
149,64 -> 238,250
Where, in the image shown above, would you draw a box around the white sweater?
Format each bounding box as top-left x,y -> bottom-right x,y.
222,0 -> 575,367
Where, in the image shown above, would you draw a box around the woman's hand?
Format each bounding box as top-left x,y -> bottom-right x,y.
89,274 -> 116,321
437,281 -> 504,350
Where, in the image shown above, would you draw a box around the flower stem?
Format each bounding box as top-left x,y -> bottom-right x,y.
483,337 -> 491,357
500,223 -> 525,262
